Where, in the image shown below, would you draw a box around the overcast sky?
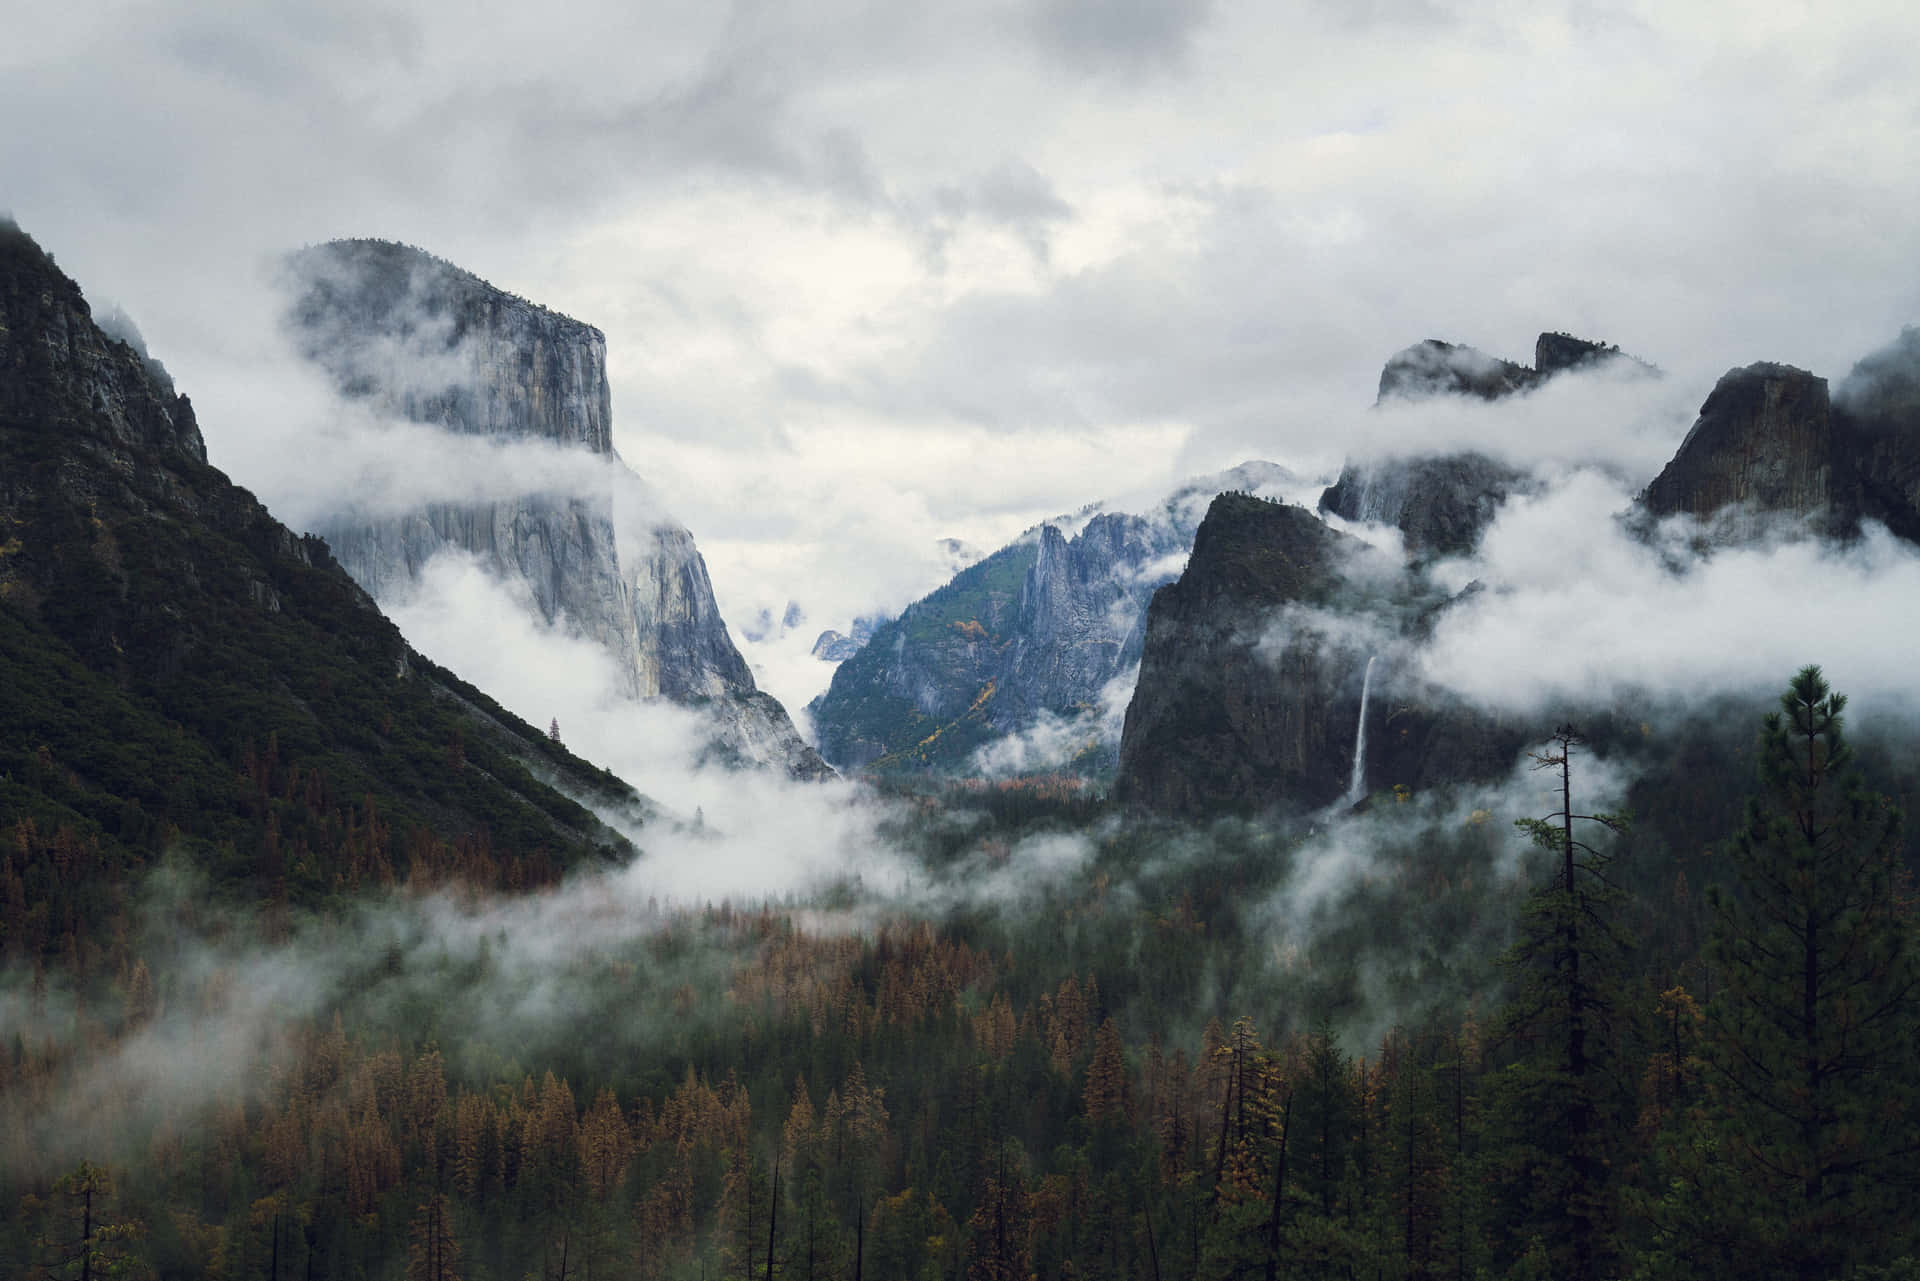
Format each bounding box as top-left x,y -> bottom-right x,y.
7,0 -> 1920,713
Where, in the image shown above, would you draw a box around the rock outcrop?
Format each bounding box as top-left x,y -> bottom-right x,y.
1319,452 -> 1536,556
1636,363 -> 1844,540
1114,494 -> 1521,818
0,220 -> 642,889
1636,334 -> 1920,546
282,240 -> 830,779
1326,332 -> 1650,555
1376,339 -> 1535,403
809,462 -> 1292,775
1836,327 -> 1920,544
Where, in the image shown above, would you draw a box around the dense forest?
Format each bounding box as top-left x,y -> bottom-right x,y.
4,666 -> 1916,1280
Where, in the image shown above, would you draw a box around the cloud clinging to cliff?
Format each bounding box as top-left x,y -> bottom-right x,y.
5,0 -> 1920,708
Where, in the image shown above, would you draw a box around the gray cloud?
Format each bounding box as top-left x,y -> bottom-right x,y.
6,0 -> 1920,722
1027,0 -> 1218,78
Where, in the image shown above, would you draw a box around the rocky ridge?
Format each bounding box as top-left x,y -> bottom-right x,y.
1325,332 -> 1653,556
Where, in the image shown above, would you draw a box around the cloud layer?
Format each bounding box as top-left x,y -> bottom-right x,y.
8,0 -> 1919,719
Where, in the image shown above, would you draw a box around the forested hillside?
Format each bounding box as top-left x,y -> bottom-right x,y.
0,221 -> 642,963
6,667 -> 1918,1279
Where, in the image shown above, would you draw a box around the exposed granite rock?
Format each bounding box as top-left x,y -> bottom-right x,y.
1114,494 -> 1521,817
1833,327 -> 1920,545
1319,452 -> 1537,556
811,615 -> 880,662
1329,331 -> 1651,555
1633,336 -> 1920,549
282,240 -> 830,780
1636,363 -> 1844,541
1376,339 -> 1534,403
811,630 -> 860,662
0,220 -> 645,874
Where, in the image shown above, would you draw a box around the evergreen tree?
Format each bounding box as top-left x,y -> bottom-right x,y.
1684,666 -> 1919,1279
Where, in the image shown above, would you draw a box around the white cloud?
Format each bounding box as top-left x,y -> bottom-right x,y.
1419,470 -> 1920,724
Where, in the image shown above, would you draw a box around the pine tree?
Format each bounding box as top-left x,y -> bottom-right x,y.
1688,666 -> 1919,1279
33,1162 -> 147,1280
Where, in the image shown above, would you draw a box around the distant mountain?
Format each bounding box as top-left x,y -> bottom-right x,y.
807,462 -> 1295,776
0,221 -> 643,951
281,240 -> 831,780
810,616 -> 882,663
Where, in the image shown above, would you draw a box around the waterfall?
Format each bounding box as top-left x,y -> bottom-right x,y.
1347,655 -> 1377,805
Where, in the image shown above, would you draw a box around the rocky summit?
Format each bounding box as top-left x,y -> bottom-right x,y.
1637,333 -> 1920,546
282,240 -> 831,780
1326,332 -> 1652,556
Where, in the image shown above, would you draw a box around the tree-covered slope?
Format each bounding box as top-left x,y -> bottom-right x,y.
0,221 -> 644,958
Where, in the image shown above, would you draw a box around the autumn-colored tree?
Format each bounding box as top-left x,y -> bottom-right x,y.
408,1192 -> 460,1281
1083,1017 -> 1130,1127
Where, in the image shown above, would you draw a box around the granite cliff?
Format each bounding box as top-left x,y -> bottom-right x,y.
1637,334 -> 1920,546
282,240 -> 830,779
1112,495 -> 1519,817
1324,332 -> 1652,556
0,221 -> 642,907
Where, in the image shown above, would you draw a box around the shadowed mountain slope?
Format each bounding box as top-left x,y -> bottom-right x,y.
0,221 -> 644,954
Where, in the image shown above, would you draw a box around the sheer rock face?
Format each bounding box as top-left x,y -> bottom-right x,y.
285,237 -> 612,451
1637,363 -> 1842,539
283,240 -> 828,779
1114,497 -> 1361,816
1636,339 -> 1920,547
0,221 -> 643,860
1837,328 -> 1920,544
1114,495 -> 1521,818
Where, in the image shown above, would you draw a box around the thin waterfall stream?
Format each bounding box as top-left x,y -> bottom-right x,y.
1347,655 -> 1377,805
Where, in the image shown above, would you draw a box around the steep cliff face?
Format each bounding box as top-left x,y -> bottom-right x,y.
0,221 -> 641,897
286,238 -> 613,450
1637,363 -> 1841,539
282,240 -> 829,779
808,462 -> 1291,775
1114,495 -> 1521,818
1635,342 -> 1920,546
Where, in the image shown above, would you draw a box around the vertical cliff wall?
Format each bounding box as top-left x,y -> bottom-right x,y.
1113,494 -> 1523,817
283,240 -> 829,779
1634,339 -> 1920,548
